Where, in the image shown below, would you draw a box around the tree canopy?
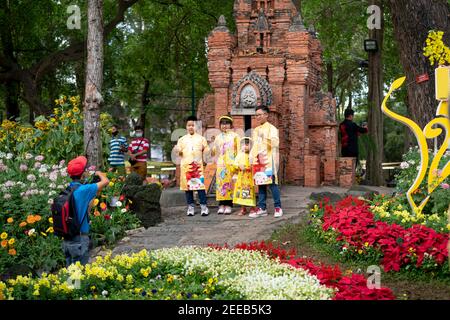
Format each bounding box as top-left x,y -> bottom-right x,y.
1,0 -> 448,163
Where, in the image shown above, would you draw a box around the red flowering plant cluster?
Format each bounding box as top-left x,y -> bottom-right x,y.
208,241 -> 395,300
309,196 -> 449,273
286,258 -> 395,300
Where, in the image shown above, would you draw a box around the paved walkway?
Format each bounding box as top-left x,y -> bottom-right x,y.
91,186 -> 352,260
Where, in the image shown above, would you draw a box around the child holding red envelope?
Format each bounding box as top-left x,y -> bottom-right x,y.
175,116 -> 210,217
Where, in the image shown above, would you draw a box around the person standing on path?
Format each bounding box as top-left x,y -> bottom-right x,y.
107,124 -> 128,175
339,108 -> 368,169
127,125 -> 149,182
175,116 -> 210,217
211,115 -> 240,215
249,105 -> 283,218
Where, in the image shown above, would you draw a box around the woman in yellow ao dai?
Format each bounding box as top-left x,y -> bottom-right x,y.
212,116 -> 240,214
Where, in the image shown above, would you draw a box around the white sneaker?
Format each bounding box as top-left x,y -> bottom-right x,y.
274,208 -> 283,218
201,205 -> 209,216
224,206 -> 232,215
217,205 -> 225,214
249,208 -> 268,218
187,205 -> 195,216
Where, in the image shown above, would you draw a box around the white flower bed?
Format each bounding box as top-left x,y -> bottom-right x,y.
152,247 -> 334,300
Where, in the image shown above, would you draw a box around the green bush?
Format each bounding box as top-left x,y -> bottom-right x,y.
0,153 -> 140,275
394,146 -> 450,215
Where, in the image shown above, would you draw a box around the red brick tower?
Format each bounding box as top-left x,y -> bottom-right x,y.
198,0 -> 343,187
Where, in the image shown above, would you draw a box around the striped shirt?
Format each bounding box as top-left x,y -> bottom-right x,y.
128,138 -> 149,162
108,136 -> 128,166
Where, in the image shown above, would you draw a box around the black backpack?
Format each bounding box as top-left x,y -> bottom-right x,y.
51,183 -> 87,240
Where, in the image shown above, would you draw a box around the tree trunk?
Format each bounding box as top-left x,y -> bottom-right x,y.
0,0 -> 20,120
367,0 -> 384,186
141,78 -> 151,160
84,0 -> 104,169
75,60 -> 86,101
347,91 -> 352,109
389,0 -> 450,129
141,79 -> 150,131
21,73 -> 47,119
4,81 -> 20,120
0,0 -> 138,118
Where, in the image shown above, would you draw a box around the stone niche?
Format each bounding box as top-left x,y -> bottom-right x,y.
232,71 -> 273,115
197,0 -> 346,187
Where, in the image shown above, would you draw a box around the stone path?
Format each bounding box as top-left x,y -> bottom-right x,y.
91,185 -> 351,260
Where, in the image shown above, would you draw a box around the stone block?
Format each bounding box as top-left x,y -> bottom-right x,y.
338,157 -> 356,188
304,155 -> 321,187
160,188 -> 188,208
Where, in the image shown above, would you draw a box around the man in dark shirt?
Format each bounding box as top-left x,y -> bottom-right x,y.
339,109 -> 368,159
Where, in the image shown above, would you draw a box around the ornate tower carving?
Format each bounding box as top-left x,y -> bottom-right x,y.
198,0 -> 340,186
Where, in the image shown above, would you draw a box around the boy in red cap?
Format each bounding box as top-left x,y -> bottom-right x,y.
63,156 -> 109,266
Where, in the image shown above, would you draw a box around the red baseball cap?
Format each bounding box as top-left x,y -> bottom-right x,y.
67,156 -> 88,177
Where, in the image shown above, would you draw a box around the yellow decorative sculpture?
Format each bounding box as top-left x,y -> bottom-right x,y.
382,68 -> 449,214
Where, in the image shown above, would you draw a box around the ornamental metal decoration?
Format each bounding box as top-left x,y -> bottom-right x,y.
382,67 -> 449,214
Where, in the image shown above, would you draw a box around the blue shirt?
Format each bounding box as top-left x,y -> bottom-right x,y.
108,136 -> 128,166
70,182 -> 98,233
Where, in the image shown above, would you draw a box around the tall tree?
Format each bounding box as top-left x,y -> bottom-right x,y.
0,0 -> 20,120
84,0 -> 104,168
302,0 -> 368,108
0,0 -> 139,118
389,0 -> 450,129
366,0 -> 384,186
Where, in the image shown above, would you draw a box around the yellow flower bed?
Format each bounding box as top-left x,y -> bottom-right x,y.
0,95 -> 113,166
370,199 -> 449,233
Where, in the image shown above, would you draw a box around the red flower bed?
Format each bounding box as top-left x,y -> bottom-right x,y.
287,258 -> 395,300
209,241 -> 395,300
208,241 -> 296,261
320,197 -> 449,272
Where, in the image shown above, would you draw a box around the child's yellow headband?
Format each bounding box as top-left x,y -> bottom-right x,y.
219,115 -> 233,123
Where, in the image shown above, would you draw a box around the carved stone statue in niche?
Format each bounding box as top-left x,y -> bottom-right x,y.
240,84 -> 258,108
232,71 -> 272,115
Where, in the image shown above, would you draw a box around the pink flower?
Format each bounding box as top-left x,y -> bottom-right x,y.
34,162 -> 41,169
19,164 -> 28,171
441,183 -> 449,189
4,181 -> 14,188
49,171 -> 58,182
35,155 -> 44,162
